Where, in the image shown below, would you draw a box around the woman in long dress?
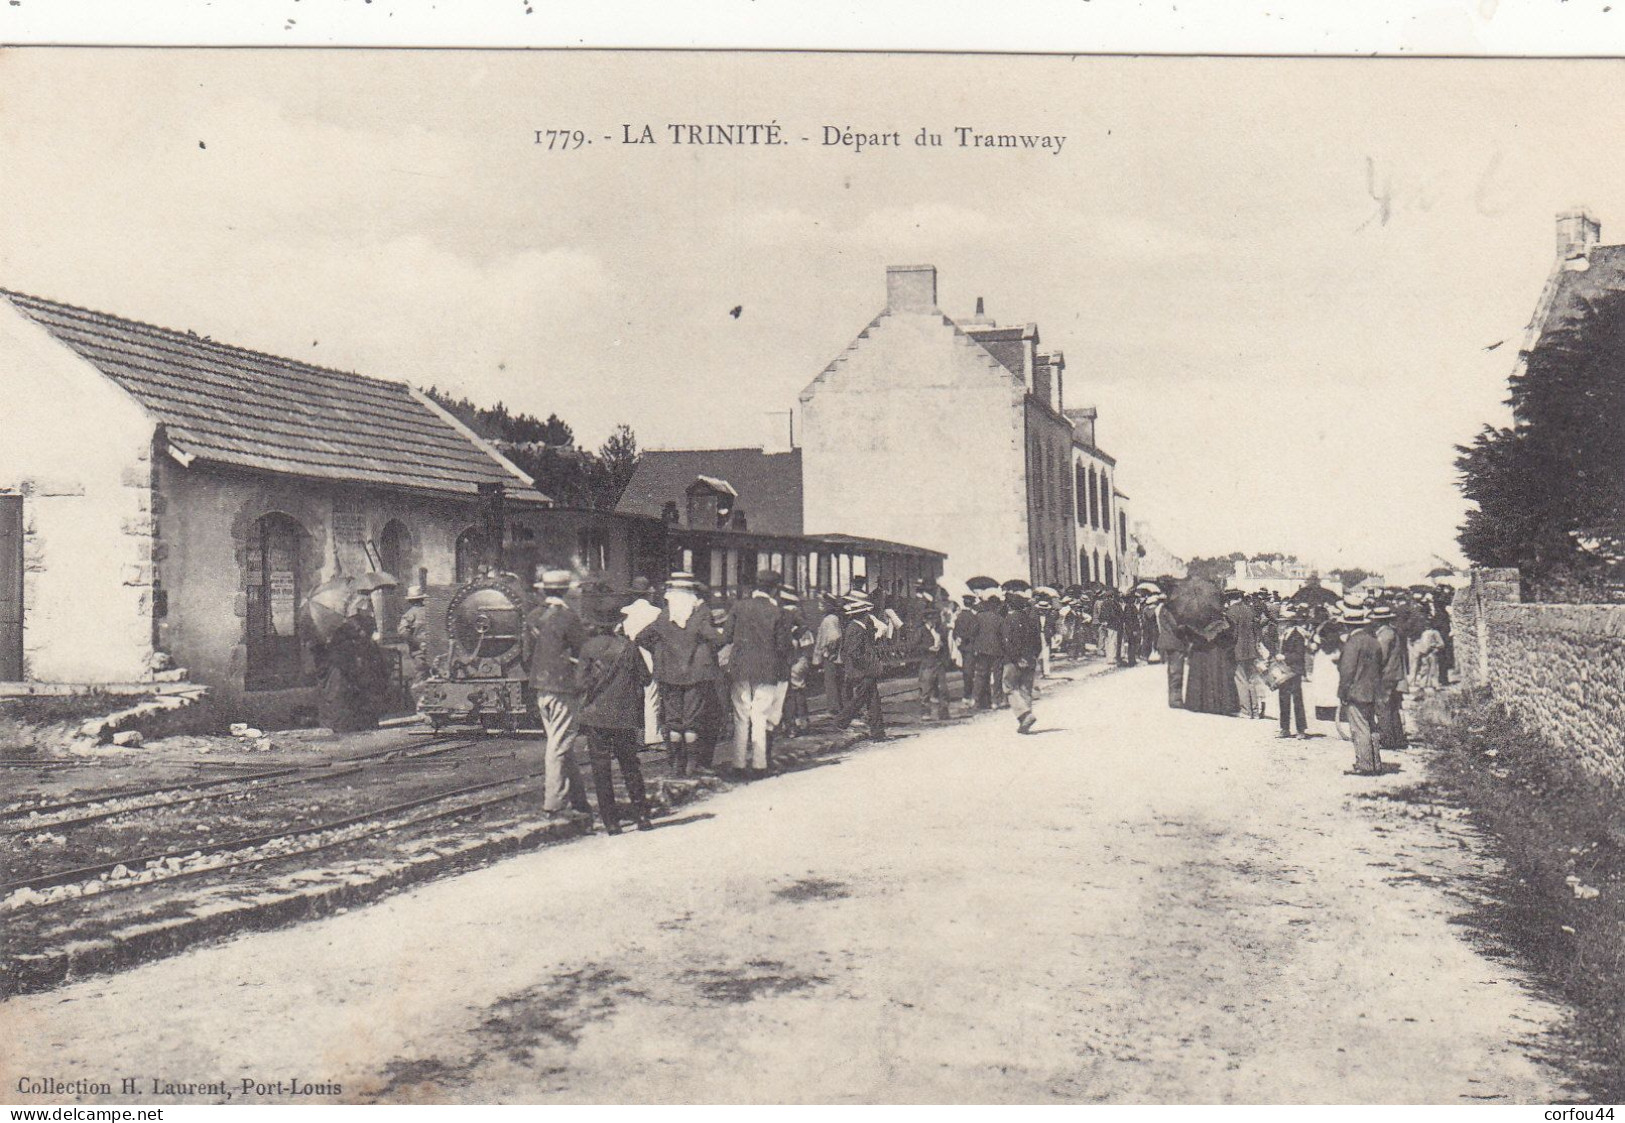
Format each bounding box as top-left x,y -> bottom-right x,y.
1183,616 -> 1240,715
315,599 -> 391,733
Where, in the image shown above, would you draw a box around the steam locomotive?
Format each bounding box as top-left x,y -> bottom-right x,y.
412,572 -> 533,732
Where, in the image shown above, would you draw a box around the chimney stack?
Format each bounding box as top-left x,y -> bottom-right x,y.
885,265 -> 938,314
762,410 -> 795,454
1557,208 -> 1601,262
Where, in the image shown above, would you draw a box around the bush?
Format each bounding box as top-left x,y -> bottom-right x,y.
1417,689 -> 1625,1097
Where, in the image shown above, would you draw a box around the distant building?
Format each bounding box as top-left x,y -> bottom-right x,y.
0,290 -> 658,726
798,265 -> 1138,591
616,436 -> 944,600
1132,520 -> 1187,580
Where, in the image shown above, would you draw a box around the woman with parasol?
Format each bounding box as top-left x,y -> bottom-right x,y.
1168,576 -> 1239,715
308,583 -> 392,733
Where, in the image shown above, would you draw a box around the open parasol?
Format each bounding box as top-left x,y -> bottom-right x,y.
1167,575 -> 1224,629
305,576 -> 361,644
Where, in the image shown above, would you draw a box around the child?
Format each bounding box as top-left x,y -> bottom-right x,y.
1275,607 -> 1316,739
1412,623 -> 1445,696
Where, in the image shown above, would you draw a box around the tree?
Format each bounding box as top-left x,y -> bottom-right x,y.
1457,286 -> 1625,598
419,387 -> 637,511
1329,567 -> 1373,591
1186,555 -> 1242,585
593,423 -> 640,509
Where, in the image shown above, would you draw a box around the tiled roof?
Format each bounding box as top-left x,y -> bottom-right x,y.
2,289 -> 543,501
618,448 -> 803,536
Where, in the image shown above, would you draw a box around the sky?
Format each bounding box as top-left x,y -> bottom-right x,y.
3,51 -> 1623,576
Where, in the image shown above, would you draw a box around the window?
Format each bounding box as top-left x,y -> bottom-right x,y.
245,513 -> 310,691
578,526 -> 609,573
1076,464 -> 1088,525
1105,556 -> 1115,588
454,527 -> 487,583
1119,511 -> 1129,553
1088,466 -> 1099,529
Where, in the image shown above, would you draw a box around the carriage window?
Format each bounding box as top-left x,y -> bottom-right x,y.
245,513 -> 309,691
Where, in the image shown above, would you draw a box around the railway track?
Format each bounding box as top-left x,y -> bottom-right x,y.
0,732 -> 485,829
1,657 -> 1105,916
1,771 -> 541,906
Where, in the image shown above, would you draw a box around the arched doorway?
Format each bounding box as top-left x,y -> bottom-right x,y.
377,520 -> 414,635
245,512 -> 310,691
1105,555 -> 1116,589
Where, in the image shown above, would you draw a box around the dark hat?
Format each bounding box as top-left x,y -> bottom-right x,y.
755,569 -> 782,588
1221,589 -> 1244,602
629,576 -> 654,594
961,593 -> 978,606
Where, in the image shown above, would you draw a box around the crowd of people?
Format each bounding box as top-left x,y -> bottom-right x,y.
306,563 -> 1462,833
511,567 -> 1157,834
1154,582 -> 1456,778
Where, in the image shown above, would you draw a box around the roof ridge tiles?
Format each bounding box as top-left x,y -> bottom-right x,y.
0,288 -> 405,392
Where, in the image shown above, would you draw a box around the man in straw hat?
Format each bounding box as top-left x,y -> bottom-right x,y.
1335,600 -> 1385,776
398,583 -> 432,684
523,568 -> 594,823
635,572 -> 725,777
828,593 -> 888,740
724,569 -> 794,779
1369,600 -> 1409,752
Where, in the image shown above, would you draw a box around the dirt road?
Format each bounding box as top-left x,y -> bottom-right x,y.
1,666 -> 1574,1103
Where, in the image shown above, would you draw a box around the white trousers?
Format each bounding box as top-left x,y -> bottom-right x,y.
730,679 -> 777,769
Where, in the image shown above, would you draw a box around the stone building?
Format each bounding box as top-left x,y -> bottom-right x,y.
799,265 -> 1122,592
1064,405 -> 1134,590
0,290 -> 660,726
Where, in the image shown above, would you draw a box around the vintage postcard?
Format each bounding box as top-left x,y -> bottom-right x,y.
1,44 -> 1623,1107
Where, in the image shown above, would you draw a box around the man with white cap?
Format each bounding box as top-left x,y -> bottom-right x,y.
1335,600 -> 1385,777
523,568 -> 593,822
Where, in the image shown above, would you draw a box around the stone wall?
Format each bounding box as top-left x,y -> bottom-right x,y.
0,300 -> 157,682
1452,567 -> 1625,789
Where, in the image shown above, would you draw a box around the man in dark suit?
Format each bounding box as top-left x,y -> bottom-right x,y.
829,596 -> 887,740
953,593 -> 980,710
970,592 -> 1006,710
1336,604 -> 1385,776
1152,593 -> 1187,707
1224,589 -> 1264,719
999,580 -> 1043,734
723,569 -> 793,778
1371,601 -> 1408,752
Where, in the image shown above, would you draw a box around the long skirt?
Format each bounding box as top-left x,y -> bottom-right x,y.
1184,642 -> 1239,715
